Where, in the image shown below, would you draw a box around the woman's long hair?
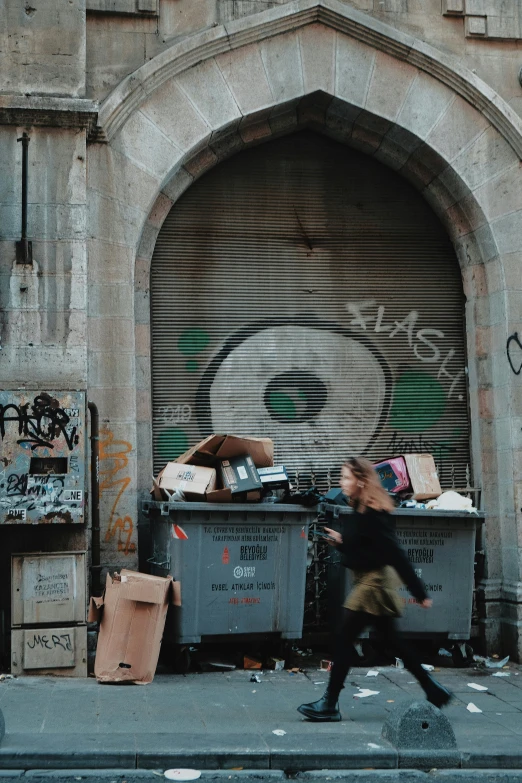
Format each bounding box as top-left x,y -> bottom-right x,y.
345,457 -> 394,513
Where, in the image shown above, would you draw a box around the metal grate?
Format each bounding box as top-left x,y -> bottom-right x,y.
151,131 -> 471,492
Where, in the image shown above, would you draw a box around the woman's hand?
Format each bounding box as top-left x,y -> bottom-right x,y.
324,527 -> 343,547
418,598 -> 433,609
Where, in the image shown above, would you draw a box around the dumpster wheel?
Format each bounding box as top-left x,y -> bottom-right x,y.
451,642 -> 474,668
171,645 -> 192,674
354,640 -> 379,667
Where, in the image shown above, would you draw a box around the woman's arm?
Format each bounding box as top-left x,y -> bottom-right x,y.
372,516 -> 428,603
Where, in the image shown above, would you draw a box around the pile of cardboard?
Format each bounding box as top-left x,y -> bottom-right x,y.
373,453 -> 442,500
151,434 -> 290,504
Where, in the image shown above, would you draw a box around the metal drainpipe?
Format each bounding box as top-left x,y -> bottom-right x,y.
16,132 -> 32,265
88,401 -> 101,595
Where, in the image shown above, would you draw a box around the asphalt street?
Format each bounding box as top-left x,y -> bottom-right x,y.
2,770 -> 522,783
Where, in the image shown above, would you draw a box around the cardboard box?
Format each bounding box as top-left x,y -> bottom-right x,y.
373,457 -> 409,494
153,462 -> 216,501
244,655 -> 262,670
176,434 -> 274,469
267,656 -> 285,671
220,455 -> 262,500
402,454 -> 442,500
257,465 -> 290,490
88,569 -> 180,684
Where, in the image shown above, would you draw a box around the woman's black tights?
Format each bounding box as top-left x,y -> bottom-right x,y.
328,608 -> 432,698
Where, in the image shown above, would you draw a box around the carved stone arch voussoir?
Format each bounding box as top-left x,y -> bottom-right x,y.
94,0 -> 522,161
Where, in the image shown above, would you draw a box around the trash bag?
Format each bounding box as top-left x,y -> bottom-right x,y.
286,487 -> 326,507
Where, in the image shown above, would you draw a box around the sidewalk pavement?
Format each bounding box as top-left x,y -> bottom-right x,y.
1,664 -> 522,772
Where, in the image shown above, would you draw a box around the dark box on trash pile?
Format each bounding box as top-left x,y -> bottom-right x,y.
220,454 -> 262,500
258,465 -> 289,489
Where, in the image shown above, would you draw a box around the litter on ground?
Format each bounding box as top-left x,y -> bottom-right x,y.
466,703 -> 482,713
164,770 -> 201,781
467,683 -> 488,691
272,729 -> 287,736
354,688 -> 380,698
474,654 -> 510,669
366,670 -> 379,677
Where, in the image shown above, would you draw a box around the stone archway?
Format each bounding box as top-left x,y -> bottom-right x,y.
87,0 -> 522,656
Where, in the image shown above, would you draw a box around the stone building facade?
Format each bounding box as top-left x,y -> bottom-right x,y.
0,0 -> 521,659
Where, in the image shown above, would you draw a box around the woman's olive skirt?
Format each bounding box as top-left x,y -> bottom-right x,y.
343,566 -> 404,617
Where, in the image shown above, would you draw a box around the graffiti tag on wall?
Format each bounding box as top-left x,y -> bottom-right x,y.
507,332 -> 522,376
99,427 -> 136,556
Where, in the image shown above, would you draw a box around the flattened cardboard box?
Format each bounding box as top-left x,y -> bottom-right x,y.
88,569 -> 181,684
176,434 -> 274,469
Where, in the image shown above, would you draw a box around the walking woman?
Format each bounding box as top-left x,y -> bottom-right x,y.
298,457 -> 452,722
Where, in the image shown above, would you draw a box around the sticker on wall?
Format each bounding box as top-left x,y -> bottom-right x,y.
171,523 -> 189,540
0,391 -> 86,525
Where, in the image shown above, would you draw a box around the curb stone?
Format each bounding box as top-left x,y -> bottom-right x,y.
24,773 -> 164,779
397,751 -> 461,770
2,771 -> 522,783
200,774 -> 286,779
296,772 -> 427,780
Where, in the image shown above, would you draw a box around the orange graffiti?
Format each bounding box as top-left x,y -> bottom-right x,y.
99,427 -> 136,556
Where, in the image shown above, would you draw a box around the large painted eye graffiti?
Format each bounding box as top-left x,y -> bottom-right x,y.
196,320 -> 392,469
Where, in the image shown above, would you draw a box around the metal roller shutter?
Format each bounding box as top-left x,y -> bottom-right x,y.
151,131 -> 470,491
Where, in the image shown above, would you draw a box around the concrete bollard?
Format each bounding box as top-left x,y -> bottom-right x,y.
382,700 -> 459,769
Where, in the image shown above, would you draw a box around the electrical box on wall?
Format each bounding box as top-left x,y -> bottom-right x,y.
11,626 -> 87,677
11,553 -> 87,626
0,391 -> 86,525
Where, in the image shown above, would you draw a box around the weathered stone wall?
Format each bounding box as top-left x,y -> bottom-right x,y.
1,0 -> 521,657
0,0 -> 86,96
86,0 -> 216,101
84,0 -> 522,120
0,126 -> 88,388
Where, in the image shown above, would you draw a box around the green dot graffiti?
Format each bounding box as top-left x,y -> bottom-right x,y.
157,427 -> 189,461
390,370 -> 446,432
269,391 -> 297,421
178,328 -> 210,373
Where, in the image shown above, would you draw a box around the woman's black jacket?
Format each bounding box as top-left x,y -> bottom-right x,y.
336,506 -> 428,603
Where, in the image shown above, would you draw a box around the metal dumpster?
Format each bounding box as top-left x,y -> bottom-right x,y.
323,504 -> 485,643
142,501 -> 314,644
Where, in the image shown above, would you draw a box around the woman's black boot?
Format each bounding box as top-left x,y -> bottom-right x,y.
297,687 -> 342,721
422,674 -> 453,708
